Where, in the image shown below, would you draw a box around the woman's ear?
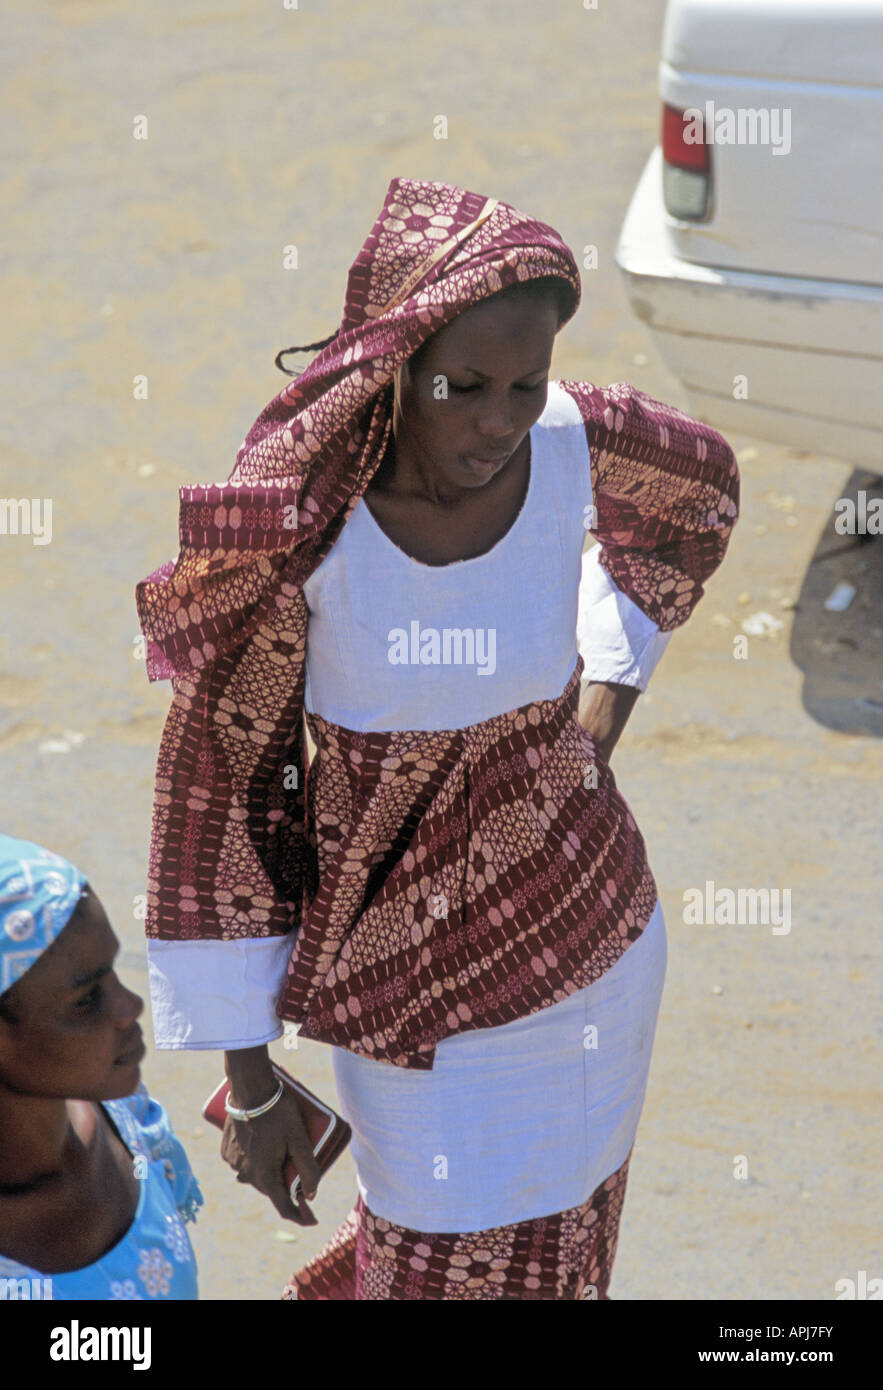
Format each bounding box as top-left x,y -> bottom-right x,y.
0,987 -> 21,1079
0,986 -> 19,1026
391,364 -> 406,425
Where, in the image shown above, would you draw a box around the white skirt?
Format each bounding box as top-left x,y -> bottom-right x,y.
331,898 -> 667,1234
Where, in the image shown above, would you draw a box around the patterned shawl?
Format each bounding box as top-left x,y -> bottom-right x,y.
135,177 -> 739,1068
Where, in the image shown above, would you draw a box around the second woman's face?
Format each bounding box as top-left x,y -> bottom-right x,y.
395,290 -> 560,494
0,888 -> 145,1103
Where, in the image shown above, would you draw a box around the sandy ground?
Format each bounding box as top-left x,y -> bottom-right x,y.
1,0 -> 880,1300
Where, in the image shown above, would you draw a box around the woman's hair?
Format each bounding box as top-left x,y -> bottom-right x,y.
275,330 -> 340,377
497,274 -> 576,325
273,274 -> 575,377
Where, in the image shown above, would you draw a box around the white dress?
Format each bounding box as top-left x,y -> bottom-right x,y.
297,382 -> 669,1233
146,384 -> 672,1059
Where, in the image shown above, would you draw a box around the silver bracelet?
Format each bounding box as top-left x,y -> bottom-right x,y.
224,1078 -> 284,1121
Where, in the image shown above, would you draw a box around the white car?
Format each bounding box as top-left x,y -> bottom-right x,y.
615,0 -> 883,468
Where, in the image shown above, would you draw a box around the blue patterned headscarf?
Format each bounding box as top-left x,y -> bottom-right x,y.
0,833 -> 88,994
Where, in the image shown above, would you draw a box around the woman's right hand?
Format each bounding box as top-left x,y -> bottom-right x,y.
220,1047 -> 323,1226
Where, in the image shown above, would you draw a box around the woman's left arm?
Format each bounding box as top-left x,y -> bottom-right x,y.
566,380 -> 740,757
561,378 -> 741,634
578,679 -> 640,762
574,537 -> 673,759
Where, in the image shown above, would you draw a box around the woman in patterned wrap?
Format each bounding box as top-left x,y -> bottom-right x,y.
135,177 -> 740,1300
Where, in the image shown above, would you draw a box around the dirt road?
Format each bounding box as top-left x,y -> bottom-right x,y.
1,0 -> 879,1299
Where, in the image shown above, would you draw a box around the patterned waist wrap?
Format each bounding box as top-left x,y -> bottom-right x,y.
134,177 -> 739,1069
284,654 -> 657,1067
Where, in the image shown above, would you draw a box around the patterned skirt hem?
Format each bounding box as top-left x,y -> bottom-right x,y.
281,1151 -> 632,1301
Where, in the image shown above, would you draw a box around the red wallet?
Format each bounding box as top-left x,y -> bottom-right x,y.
203,1061 -> 352,1203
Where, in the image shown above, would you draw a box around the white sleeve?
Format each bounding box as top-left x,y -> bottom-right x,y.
146,936 -> 292,1050
576,542 -> 673,693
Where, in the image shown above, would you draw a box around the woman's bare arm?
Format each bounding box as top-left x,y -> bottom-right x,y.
577,679 -> 641,763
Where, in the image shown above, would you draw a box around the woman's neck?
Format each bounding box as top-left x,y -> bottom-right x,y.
373,415 -> 528,510
0,1090 -> 88,1191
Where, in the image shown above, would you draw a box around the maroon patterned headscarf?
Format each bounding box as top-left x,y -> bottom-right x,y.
133,179 -> 584,952
137,178 -> 580,684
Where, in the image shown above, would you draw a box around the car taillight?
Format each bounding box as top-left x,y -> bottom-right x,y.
661,102 -> 710,220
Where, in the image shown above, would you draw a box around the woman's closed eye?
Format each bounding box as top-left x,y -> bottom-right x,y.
448,379 -> 546,395
75,983 -> 103,1013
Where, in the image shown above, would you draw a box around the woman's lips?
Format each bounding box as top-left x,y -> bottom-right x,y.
114,1031 -> 146,1066
463,452 -> 508,470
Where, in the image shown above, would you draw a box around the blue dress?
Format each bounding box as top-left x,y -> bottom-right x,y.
0,1083 -> 203,1300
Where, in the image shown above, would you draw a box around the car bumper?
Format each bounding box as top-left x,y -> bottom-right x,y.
615,148 -> 883,467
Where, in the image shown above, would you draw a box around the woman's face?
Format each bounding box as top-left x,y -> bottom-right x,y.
394,286 -> 561,492
0,888 -> 145,1102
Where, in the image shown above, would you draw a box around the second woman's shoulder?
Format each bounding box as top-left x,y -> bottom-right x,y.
105,1082 -> 204,1225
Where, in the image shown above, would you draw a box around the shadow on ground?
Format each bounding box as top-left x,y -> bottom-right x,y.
790,469 -> 883,736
